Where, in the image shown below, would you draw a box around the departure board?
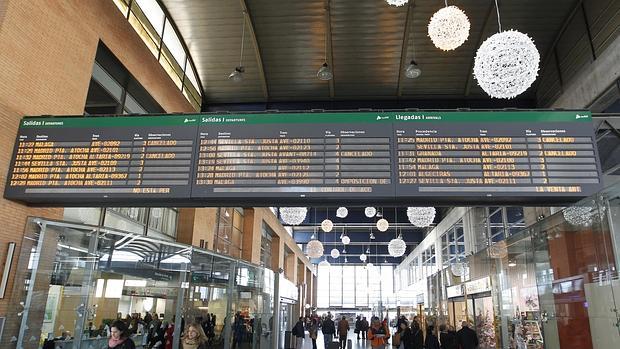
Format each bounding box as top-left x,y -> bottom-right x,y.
4,116 -> 198,203
4,111 -> 603,205
192,115 -> 394,201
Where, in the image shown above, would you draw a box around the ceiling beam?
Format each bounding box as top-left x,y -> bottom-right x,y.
463,3 -> 495,97
240,0 -> 269,100
325,0 -> 335,98
397,1 -> 415,97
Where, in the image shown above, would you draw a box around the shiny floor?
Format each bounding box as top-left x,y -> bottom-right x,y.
300,329 -> 373,349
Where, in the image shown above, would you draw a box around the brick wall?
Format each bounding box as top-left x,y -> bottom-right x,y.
0,0 -> 194,333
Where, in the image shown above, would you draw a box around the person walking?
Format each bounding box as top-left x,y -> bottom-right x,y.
367,317 -> 390,349
360,317 -> 369,340
337,316 -> 350,349
355,316 -> 362,340
105,320 -> 136,349
181,322 -> 208,349
393,319 -> 407,349
322,315 -> 336,349
401,320 -> 423,349
308,318 -> 319,349
292,317 -> 305,349
439,324 -> 458,349
456,322 -> 479,349
424,326 -> 440,349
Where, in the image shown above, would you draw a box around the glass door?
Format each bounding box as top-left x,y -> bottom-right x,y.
533,197 -> 620,349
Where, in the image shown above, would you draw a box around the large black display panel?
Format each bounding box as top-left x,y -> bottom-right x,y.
392,111 -> 601,203
192,114 -> 395,203
3,111 -> 603,206
5,116 -> 198,204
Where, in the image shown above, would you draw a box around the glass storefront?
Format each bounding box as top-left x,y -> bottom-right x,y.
1,217 -> 276,349
462,185 -> 620,349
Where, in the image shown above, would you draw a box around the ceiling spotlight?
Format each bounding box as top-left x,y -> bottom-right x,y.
317,63 -> 333,81
228,66 -> 245,82
405,61 -> 421,79
370,232 -> 376,240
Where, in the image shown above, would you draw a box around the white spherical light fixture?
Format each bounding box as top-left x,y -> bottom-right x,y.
428,6 -> 470,51
321,219 -> 334,232
388,237 -> 407,257
407,207 -> 436,227
386,0 -> 408,7
319,259 -> 331,267
563,206 -> 595,227
279,207 -> 307,225
365,207 -> 377,218
360,253 -> 367,262
376,218 -> 389,232
473,30 -> 540,99
330,248 -> 340,259
366,262 -> 374,269
336,207 -> 349,218
341,235 -> 351,245
306,240 -> 324,259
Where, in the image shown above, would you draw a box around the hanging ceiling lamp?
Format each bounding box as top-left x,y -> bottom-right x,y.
407,207 -> 436,227
306,238 -> 324,259
367,262 -> 374,269
386,0 -> 408,7
563,206 -> 595,227
341,235 -> 351,245
279,207 -> 307,225
330,248 -> 340,259
405,61 -> 421,79
428,3 -> 470,51
318,6 -> 333,81
360,253 -> 367,262
319,259 -> 331,267
321,218 -> 334,232
388,236 -> 407,257
229,12 -> 246,82
336,207 -> 349,218
473,0 -> 539,98
365,207 -> 377,218
376,218 -> 389,232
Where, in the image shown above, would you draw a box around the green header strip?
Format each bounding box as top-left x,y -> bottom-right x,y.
21,111 -> 591,128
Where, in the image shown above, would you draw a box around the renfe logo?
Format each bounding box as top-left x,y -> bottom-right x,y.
376,116 -> 389,120
576,114 -> 589,119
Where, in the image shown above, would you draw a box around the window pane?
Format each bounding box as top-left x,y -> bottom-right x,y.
92,63 -> 123,101
159,46 -> 183,88
342,266 -> 355,307
136,0 -> 165,35
317,266 -> 330,308
128,8 -> 160,57
185,61 -> 201,95
124,93 -> 147,114
329,266 -> 342,307
355,267 -> 368,306
162,23 -> 186,66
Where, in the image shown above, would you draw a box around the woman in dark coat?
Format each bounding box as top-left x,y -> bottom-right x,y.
424,326 -> 440,349
401,321 -> 424,349
105,320 -> 136,349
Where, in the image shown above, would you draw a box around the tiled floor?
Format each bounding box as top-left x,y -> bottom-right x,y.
300,329 -> 373,349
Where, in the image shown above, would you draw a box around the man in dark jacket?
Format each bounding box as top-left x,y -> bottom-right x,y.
456,322 -> 479,349
360,317 -> 369,340
322,315 -> 336,349
355,316 -> 361,340
292,317 -> 305,349
439,324 -> 458,349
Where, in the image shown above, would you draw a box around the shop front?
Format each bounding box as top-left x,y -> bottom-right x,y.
2,217 -> 276,349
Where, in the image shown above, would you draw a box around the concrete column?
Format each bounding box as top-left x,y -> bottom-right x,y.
284,250 -> 298,283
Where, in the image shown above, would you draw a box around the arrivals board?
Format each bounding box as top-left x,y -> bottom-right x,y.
3,111 -> 602,205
